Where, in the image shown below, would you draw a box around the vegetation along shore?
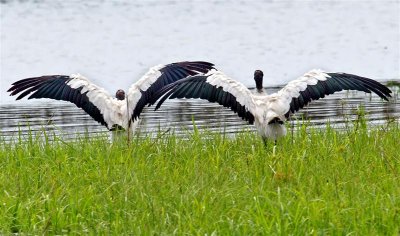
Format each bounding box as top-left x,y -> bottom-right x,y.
1,116 -> 399,234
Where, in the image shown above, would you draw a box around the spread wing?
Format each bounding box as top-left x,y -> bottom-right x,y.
268,69 -> 392,118
128,61 -> 215,120
7,74 -> 125,129
151,71 -> 257,124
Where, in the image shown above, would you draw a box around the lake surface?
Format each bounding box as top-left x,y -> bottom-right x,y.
0,0 -> 399,140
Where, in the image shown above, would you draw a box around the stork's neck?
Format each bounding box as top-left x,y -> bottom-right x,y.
255,78 -> 263,92
254,70 -> 264,93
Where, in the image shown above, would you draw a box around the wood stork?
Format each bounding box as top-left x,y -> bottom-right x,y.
150,69 -> 392,148
7,61 -> 215,139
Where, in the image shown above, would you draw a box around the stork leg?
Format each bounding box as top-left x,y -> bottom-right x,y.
262,137 -> 268,149
127,122 -> 131,146
126,98 -> 131,147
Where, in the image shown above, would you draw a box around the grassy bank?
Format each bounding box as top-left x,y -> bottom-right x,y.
0,120 -> 399,234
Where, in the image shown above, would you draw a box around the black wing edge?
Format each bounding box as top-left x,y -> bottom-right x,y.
285,73 -> 392,118
131,61 -> 216,120
149,75 -> 255,124
8,75 -> 109,128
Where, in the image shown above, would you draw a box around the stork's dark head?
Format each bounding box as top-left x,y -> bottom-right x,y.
116,89 -> 125,100
254,70 -> 264,91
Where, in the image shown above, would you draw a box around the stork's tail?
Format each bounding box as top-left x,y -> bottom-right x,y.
268,117 -> 284,125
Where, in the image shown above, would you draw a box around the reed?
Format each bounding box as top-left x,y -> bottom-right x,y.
0,120 -> 399,234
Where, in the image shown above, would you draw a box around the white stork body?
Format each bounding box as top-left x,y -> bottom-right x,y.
151,69 -> 392,147
8,61 -> 215,140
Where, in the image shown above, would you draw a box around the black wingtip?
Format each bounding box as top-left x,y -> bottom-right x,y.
327,72 -> 393,101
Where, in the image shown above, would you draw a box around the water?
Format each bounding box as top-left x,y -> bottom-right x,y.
0,0 -> 399,140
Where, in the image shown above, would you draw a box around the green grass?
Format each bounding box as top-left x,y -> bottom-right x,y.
0,120 -> 399,235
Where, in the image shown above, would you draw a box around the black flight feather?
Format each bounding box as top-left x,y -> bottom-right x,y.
151,75 -> 255,124
132,61 -> 215,120
8,75 -> 108,128
285,73 -> 392,118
